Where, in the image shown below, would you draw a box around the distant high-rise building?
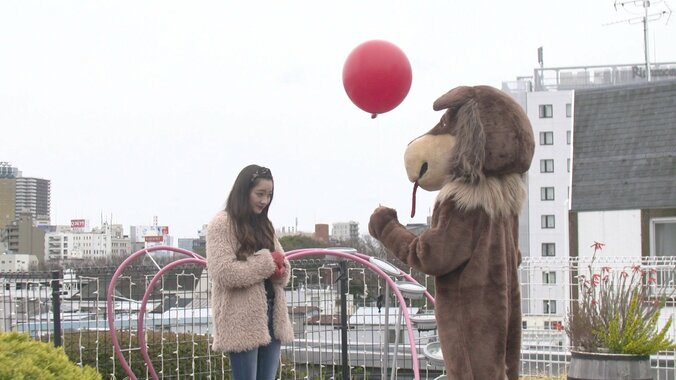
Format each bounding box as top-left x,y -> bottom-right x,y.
15,177 -> 51,225
0,163 -> 50,228
0,162 -> 20,178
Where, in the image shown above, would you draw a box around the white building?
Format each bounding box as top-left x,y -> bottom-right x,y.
45,223 -> 130,262
504,78 -> 573,316
129,218 -> 174,258
0,252 -> 38,272
129,224 -> 173,250
109,224 -> 131,257
332,221 -> 359,242
503,61 -> 676,317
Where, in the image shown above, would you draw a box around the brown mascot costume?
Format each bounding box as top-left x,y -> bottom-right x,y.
368,85 -> 534,380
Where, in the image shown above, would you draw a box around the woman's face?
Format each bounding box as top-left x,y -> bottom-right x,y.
249,179 -> 273,214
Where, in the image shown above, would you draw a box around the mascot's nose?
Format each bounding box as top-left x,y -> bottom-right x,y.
418,162 -> 428,180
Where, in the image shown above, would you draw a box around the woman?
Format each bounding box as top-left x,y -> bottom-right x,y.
207,164 -> 293,380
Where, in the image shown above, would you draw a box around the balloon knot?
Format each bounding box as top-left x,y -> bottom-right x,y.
371,113 -> 378,119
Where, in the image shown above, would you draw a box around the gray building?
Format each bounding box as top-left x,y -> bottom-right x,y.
569,79 -> 676,259
0,210 -> 46,268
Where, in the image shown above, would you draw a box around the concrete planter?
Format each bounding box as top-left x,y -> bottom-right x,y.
567,350 -> 652,380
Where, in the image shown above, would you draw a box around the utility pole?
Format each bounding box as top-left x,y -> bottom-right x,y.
643,1 -> 651,81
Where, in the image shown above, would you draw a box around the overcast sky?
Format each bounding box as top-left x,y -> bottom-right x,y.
2,1 -> 674,240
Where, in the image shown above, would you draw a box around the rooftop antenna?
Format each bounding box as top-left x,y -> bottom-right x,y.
606,0 -> 672,82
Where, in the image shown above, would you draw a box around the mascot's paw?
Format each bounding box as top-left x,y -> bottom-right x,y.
368,206 -> 398,240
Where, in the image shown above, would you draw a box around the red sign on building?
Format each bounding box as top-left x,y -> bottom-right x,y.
144,235 -> 164,242
71,219 -> 86,228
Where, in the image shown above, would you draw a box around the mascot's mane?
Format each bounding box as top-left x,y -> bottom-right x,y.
437,173 -> 526,219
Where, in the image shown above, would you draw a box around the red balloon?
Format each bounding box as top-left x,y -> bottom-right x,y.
342,40 -> 412,118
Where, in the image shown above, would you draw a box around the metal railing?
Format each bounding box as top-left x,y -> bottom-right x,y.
3,251 -> 676,379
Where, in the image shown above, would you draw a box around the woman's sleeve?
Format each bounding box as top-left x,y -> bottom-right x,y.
271,236 -> 291,286
206,213 -> 277,289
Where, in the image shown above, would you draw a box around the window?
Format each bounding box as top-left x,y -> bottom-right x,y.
539,104 -> 553,118
542,243 -> 556,257
541,187 -> 555,201
522,321 -> 528,330
541,215 -> 555,229
543,300 -> 557,314
543,271 -> 556,284
567,158 -> 571,173
566,103 -> 572,117
652,218 -> 676,257
566,130 -> 571,145
539,131 -> 554,145
540,159 -> 554,173
544,321 -> 563,330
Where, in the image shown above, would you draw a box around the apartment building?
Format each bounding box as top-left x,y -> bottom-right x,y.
503,61 -> 676,317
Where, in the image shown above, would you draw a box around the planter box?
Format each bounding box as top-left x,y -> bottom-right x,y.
567,350 -> 652,380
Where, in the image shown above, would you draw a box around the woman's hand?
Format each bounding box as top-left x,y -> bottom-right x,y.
270,251 -> 286,280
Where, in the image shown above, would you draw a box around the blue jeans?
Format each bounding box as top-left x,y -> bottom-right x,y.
229,297 -> 280,380
228,339 -> 281,380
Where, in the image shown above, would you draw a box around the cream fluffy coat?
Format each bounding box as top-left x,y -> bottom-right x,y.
207,210 -> 294,353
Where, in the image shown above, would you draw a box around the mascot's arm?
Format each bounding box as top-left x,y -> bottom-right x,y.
369,203 -> 474,276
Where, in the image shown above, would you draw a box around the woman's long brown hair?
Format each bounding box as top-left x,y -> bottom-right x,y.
225,164 -> 276,260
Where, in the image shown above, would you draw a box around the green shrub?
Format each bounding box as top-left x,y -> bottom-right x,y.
61,330 -> 229,379
0,332 -> 101,380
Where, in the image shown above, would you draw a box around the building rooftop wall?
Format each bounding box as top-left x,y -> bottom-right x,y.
534,62 -> 676,92
571,79 -> 676,212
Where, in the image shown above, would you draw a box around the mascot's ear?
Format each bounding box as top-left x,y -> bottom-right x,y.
433,86 -> 486,185
433,86 -> 474,113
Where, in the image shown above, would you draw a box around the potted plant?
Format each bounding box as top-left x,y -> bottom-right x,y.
565,241 -> 676,379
